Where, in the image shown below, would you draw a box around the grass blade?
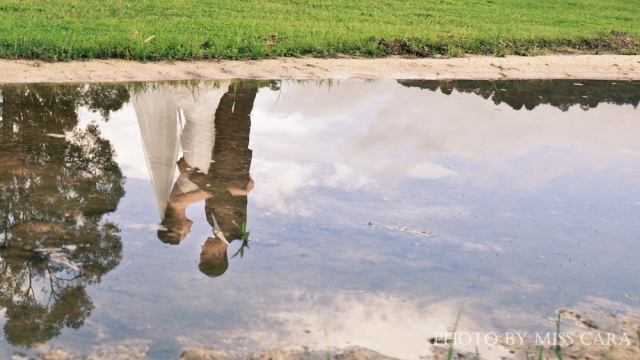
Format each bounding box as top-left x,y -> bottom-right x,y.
447,302 -> 465,360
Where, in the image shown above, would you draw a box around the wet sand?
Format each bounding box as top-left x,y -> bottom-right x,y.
1,55 -> 639,83
23,310 -> 640,360
20,310 -> 640,360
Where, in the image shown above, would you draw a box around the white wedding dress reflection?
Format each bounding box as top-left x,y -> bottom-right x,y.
133,85 -> 226,221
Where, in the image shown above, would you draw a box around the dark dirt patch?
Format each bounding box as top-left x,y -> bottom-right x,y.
368,31 -> 640,58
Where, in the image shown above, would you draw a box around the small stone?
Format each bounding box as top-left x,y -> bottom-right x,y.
63,245 -> 77,252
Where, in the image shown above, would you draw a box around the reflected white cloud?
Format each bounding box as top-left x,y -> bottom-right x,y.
221,291 -> 491,359
248,80 -> 640,213
78,105 -> 150,181
409,162 -> 458,180
251,161 -> 376,215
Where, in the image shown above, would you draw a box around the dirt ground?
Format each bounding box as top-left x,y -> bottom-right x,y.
0,55 -> 639,83
17,310 -> 640,360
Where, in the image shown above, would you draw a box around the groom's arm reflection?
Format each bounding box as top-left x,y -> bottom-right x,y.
185,87 -> 257,277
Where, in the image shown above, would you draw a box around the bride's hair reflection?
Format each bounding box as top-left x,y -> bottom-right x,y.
157,166 -> 209,245
157,204 -> 189,245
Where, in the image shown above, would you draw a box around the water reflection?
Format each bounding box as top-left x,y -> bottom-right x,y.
133,81 -> 274,277
0,79 -> 639,359
399,80 -> 640,111
0,85 -> 127,348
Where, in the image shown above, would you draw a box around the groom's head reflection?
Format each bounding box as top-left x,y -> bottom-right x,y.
199,237 -> 229,277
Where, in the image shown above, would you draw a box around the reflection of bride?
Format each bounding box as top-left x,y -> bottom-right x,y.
133,84 -> 256,277
134,86 -> 223,244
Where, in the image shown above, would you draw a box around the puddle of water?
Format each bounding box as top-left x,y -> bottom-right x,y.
0,80 -> 639,359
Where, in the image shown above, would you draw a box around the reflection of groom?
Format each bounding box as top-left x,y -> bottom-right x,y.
183,86 -> 257,277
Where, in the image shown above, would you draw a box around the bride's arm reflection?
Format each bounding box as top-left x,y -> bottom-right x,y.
157,159 -> 212,246
149,86 -> 221,245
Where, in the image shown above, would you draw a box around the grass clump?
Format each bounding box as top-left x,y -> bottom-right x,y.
0,0 -> 639,61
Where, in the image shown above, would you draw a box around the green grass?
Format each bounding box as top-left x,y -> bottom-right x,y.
231,220 -> 251,258
447,303 -> 465,360
0,0 -> 639,61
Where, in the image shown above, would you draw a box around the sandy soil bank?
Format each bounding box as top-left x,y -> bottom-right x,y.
1,55 -> 639,83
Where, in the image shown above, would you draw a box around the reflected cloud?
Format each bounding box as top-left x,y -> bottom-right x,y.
409,162 -> 458,179
219,291 -> 498,359
252,161 -> 376,215
248,80 -> 640,214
